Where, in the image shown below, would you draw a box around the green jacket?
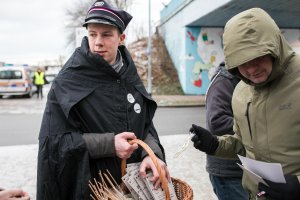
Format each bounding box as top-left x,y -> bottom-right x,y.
214,8 -> 300,199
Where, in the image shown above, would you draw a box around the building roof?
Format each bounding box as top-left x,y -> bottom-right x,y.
188,0 -> 300,28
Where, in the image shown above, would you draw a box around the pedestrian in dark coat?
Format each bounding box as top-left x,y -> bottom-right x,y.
205,62 -> 248,200
36,1 -> 169,199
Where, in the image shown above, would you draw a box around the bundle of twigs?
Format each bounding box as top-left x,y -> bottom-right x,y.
89,170 -> 133,200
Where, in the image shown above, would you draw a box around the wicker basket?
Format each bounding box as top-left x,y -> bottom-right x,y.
121,139 -> 193,200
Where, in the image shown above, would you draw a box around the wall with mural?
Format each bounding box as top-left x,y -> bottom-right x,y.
158,0 -> 227,94
185,27 -> 224,94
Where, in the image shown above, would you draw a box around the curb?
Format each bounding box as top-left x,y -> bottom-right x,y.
156,102 -> 205,107
153,95 -> 206,107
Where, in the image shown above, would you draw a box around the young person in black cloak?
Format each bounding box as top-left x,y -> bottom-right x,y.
36,1 -> 169,199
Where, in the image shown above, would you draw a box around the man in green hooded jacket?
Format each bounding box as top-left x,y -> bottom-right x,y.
190,8 -> 300,200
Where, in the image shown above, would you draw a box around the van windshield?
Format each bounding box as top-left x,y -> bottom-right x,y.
0,70 -> 23,79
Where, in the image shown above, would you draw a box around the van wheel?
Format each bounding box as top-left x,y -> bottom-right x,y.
24,91 -> 33,98
0,95 -> 2,99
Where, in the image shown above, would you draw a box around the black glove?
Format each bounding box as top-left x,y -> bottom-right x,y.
258,175 -> 300,200
190,124 -> 219,155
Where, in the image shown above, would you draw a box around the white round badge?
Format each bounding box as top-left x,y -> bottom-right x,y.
127,93 -> 135,103
134,103 -> 141,114
94,2 -> 105,6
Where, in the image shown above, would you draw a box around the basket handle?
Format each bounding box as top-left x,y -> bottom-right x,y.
121,139 -> 171,200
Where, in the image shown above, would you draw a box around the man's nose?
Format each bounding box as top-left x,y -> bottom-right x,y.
95,36 -> 103,45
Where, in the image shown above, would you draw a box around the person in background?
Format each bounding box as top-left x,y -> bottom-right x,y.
0,188 -> 30,200
205,62 -> 248,200
33,67 -> 48,99
190,8 -> 300,200
36,1 -> 169,199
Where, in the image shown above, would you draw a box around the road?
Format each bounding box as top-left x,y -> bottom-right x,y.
0,90 -> 206,146
154,107 -> 205,136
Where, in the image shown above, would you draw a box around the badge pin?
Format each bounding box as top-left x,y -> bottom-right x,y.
127,93 -> 135,103
134,103 -> 141,114
94,1 -> 105,6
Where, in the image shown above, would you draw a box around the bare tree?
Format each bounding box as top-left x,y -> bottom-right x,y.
108,0 -> 133,10
56,55 -> 66,67
65,0 -> 133,48
130,22 -> 147,42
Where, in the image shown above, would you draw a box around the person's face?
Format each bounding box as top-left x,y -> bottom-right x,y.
238,55 -> 273,84
87,23 -> 125,65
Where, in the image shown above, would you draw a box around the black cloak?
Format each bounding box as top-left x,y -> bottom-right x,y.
37,37 -> 165,200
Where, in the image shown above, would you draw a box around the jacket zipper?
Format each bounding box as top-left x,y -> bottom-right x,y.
245,102 -> 252,139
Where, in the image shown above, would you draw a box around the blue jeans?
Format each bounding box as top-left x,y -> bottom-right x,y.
209,174 -> 249,200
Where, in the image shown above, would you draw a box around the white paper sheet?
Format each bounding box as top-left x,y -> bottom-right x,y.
237,163 -> 268,186
237,155 -> 286,183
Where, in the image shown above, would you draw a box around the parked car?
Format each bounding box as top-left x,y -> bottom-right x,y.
0,66 -> 37,98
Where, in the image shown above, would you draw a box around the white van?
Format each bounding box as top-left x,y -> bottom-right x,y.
0,66 -> 37,98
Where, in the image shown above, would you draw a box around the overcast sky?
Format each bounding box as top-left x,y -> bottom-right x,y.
0,0 -> 170,66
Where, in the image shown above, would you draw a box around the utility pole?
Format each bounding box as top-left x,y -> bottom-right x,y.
147,0 -> 152,95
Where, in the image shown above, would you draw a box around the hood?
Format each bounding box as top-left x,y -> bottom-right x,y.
223,8 -> 295,86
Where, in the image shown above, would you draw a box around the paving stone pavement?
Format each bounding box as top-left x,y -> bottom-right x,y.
160,134 -> 217,200
0,134 -> 217,200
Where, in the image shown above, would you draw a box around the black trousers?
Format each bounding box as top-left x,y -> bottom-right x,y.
36,85 -> 43,98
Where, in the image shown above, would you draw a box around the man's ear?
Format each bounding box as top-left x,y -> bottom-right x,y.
119,33 -> 126,45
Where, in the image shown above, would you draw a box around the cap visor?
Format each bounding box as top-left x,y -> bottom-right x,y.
83,19 -> 117,28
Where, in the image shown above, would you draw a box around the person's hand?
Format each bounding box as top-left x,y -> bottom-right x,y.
139,156 -> 170,189
115,132 -> 138,159
0,188 -> 30,200
190,124 -> 219,155
258,175 -> 300,200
